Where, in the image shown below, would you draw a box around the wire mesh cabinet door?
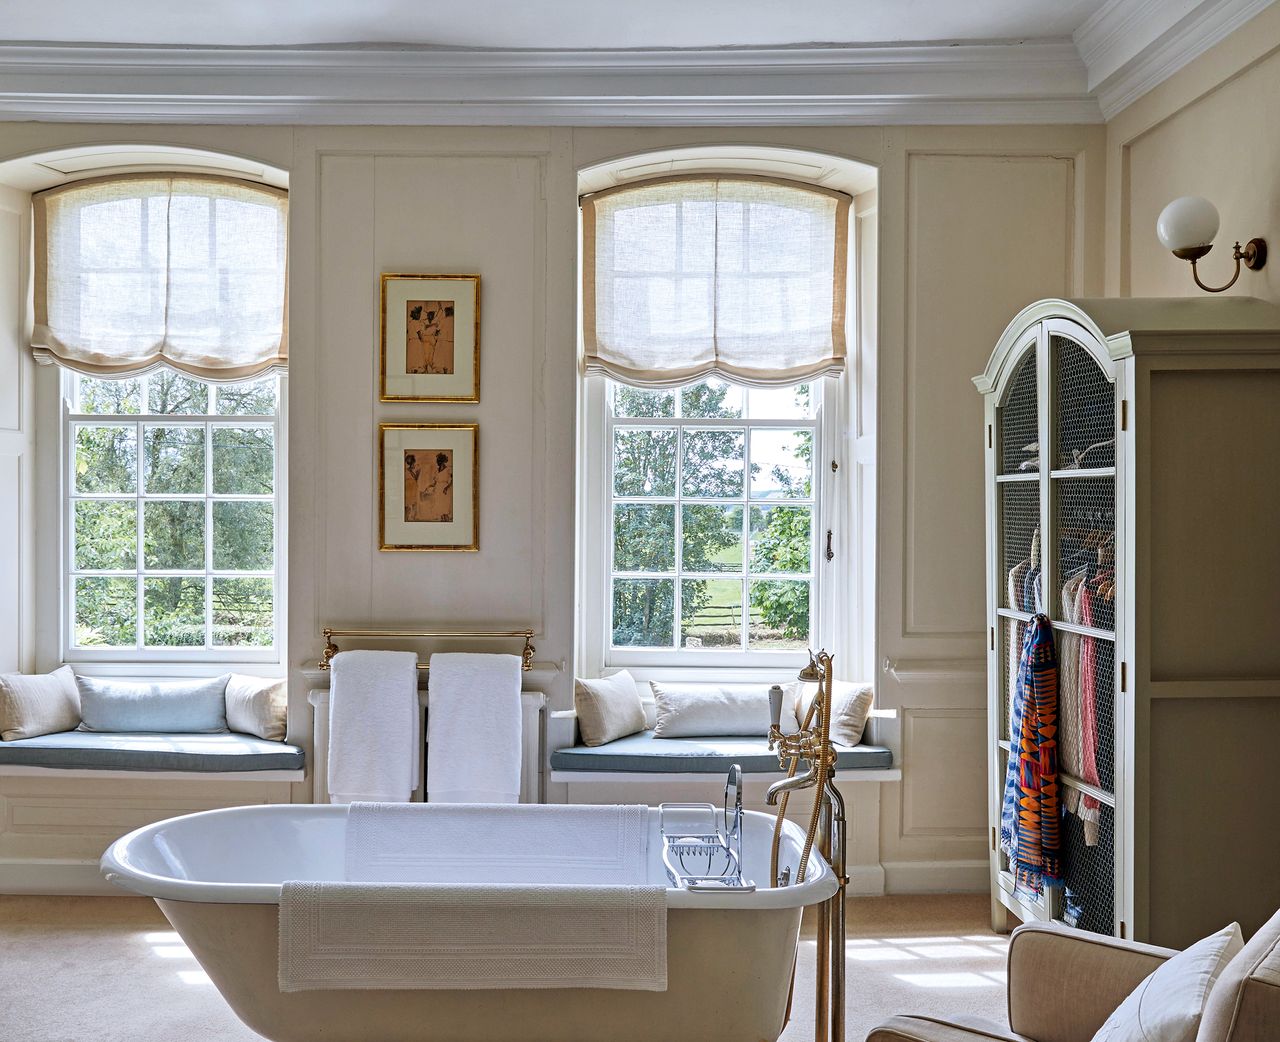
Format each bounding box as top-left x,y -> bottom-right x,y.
1043,319 -> 1122,938
984,326 -> 1051,930
979,307 -> 1123,938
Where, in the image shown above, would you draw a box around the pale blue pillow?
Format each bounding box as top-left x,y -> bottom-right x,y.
76,675 -> 231,734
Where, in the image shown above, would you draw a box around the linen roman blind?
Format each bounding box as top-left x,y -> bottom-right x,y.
582,175 -> 850,387
33,174 -> 288,380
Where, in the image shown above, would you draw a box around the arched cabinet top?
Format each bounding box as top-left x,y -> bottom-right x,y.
972,299 -> 1111,398
974,296 -> 1280,397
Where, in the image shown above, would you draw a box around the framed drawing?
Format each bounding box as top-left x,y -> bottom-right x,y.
380,273 -> 480,402
379,423 -> 479,551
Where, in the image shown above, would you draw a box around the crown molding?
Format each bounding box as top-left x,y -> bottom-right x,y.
0,40 -> 1102,125
1074,0 -> 1277,119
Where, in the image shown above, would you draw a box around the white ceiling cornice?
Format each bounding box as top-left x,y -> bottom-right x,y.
1075,0 -> 1277,118
2,0 -> 1273,129
0,40 -> 1103,126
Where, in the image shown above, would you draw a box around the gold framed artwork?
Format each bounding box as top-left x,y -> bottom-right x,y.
379,423 -> 479,551
380,273 -> 480,402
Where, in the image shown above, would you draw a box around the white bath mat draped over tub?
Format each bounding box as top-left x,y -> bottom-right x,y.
278,881 -> 667,992
327,650 -> 420,804
427,652 -> 523,804
344,803 -> 650,884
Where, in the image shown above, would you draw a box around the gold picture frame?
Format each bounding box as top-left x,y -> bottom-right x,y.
379,423 -> 479,551
380,273 -> 480,402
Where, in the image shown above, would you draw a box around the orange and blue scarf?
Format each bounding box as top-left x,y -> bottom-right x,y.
999,613 -> 1063,896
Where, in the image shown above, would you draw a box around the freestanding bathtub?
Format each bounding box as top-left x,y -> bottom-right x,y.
102,804 -> 837,1042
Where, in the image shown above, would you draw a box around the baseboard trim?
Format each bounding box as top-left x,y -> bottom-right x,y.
0,859 -> 118,896
882,859 -> 989,895
847,864 -> 888,897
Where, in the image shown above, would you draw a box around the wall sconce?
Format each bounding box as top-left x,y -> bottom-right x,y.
1156,196 -> 1267,293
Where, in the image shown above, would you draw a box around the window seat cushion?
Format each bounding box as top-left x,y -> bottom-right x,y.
0,730 -> 305,773
550,729 -> 893,774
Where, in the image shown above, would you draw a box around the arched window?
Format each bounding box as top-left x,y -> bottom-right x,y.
579,170 -> 858,670
26,168 -> 288,664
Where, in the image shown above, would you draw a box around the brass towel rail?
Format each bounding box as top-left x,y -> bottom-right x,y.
318,627 -> 535,672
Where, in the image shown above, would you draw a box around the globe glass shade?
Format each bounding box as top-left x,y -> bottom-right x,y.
1157,196 -> 1220,252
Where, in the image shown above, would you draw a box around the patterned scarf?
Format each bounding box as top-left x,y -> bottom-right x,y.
999,613 -> 1063,896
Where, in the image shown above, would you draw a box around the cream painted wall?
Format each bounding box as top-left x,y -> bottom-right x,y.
0,119 -> 1104,885
872,126 -> 1104,886
0,182 -> 32,675
1106,3 -> 1280,300
286,127 -> 579,771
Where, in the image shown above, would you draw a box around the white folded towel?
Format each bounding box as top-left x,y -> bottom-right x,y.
278,880 -> 667,992
426,653 -> 522,804
327,650 -> 420,804
345,802 -> 650,884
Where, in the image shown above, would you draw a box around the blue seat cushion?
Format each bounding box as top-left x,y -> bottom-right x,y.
550,730 -> 892,774
0,731 -> 305,773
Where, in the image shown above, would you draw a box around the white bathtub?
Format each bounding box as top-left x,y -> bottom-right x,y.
102,804 -> 837,1042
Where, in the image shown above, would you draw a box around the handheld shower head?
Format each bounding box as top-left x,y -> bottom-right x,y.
797,649 -> 824,683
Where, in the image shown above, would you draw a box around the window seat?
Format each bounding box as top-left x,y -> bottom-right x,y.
0,731 -> 305,774
550,730 -> 894,777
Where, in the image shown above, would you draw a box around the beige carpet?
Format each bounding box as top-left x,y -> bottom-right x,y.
0,893 -> 1008,1041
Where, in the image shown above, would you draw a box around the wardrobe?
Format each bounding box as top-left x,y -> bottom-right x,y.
975,297 -> 1280,950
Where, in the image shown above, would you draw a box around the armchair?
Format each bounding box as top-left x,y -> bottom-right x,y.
867,912 -> 1280,1042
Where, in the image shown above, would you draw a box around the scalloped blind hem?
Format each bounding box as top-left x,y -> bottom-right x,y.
584,355 -> 844,389
31,336 -> 286,383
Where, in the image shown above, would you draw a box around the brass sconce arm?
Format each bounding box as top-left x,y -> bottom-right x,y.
1176,238 -> 1267,293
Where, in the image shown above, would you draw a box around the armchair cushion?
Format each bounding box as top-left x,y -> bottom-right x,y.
866,1015 -> 1028,1042
1092,921 -> 1242,1042
1197,908 -> 1280,1042
1007,924 -> 1177,1042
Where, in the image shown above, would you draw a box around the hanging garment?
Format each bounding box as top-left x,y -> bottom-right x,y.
1005,619 -> 1023,742
1077,586 -> 1103,847
1024,564 -> 1043,615
1008,557 -> 1031,613
999,614 -> 1063,897
1058,572 -> 1085,815
1004,554 -> 1033,740
1023,530 -> 1042,613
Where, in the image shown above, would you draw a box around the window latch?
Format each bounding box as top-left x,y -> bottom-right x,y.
825,529 -> 834,562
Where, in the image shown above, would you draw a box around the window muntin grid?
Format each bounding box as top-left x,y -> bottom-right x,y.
606,378 -> 817,655
66,373 -> 280,657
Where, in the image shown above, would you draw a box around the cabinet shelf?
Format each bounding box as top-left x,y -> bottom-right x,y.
1051,467 -> 1116,480
996,740 -> 1115,807
996,608 -> 1115,642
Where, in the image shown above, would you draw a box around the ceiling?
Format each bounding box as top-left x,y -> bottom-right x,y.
7,0 -> 1111,50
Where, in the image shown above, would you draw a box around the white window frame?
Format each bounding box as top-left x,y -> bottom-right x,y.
579,375 -> 847,679
54,369 -> 287,673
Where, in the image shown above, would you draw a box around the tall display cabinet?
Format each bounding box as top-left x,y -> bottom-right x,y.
975,297 -> 1280,950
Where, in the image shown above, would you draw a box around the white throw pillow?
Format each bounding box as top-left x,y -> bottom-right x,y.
573,672 -> 647,747
225,674 -> 288,741
0,665 -> 81,741
1092,922 -> 1244,1042
787,680 -> 875,746
650,682 -> 800,738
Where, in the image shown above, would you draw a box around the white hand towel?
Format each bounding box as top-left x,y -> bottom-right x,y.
328,650 -> 419,804
426,653 -> 521,804
345,802 -> 650,884
278,880 -> 667,992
